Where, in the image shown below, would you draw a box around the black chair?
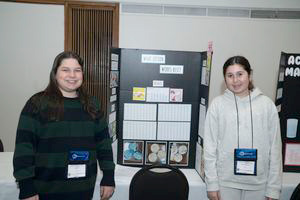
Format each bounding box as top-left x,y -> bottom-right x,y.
290,182 -> 300,200
0,139 -> 3,152
129,164 -> 189,200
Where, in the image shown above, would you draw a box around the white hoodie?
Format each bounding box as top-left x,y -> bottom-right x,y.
204,88 -> 282,199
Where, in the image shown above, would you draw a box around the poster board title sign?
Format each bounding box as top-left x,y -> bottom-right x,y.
286,55 -> 300,77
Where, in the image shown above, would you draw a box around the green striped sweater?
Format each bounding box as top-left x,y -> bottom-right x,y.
13,95 -> 115,200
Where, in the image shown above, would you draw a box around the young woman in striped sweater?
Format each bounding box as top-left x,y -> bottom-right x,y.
13,51 -> 115,200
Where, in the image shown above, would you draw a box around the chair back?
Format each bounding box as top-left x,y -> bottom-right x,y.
129,164 -> 189,200
290,182 -> 300,200
0,139 -> 3,152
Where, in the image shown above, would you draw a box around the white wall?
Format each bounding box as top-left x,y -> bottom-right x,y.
119,14 -> 300,102
0,2 -> 64,151
93,0 -> 300,9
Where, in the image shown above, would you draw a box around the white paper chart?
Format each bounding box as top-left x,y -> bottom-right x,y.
284,143 -> 300,166
123,121 -> 157,140
157,122 -> 190,141
158,104 -> 191,122
198,104 -> 206,138
146,87 -> 169,102
124,103 -> 157,121
109,111 -> 116,124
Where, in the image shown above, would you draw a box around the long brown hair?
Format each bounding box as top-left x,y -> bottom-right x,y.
31,51 -> 101,121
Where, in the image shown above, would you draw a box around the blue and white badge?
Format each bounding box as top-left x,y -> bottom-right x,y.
69,151 -> 89,161
234,148 -> 257,176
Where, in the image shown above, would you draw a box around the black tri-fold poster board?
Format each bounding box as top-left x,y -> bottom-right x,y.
275,52 -> 300,172
112,48 -> 212,168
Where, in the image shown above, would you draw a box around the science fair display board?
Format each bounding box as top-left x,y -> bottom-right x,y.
112,48 -> 212,168
275,52 -> 300,172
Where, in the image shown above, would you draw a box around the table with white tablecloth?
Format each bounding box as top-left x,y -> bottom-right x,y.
0,152 -> 299,200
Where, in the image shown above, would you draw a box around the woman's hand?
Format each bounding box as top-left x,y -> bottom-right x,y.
100,186 -> 115,200
207,191 -> 220,200
22,195 -> 39,200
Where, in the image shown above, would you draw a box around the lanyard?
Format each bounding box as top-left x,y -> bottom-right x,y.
233,91 -> 254,149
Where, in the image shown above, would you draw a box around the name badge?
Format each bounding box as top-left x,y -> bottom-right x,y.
69,151 -> 89,161
67,151 -> 89,179
234,148 -> 257,176
67,164 -> 86,178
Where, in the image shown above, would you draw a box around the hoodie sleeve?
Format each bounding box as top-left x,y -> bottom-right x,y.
265,103 -> 282,199
203,100 -> 220,191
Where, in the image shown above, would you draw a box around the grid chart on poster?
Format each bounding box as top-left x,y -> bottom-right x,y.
146,87 -> 170,102
158,104 -> 191,121
157,122 -> 190,141
123,103 -> 157,121
122,121 -> 157,140
123,103 -> 192,141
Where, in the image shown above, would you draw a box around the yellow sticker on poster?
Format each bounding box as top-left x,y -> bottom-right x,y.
133,87 -> 146,101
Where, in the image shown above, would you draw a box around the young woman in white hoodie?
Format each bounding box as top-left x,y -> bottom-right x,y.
204,56 -> 282,200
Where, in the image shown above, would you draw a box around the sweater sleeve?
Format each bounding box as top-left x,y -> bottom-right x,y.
265,104 -> 282,199
95,117 -> 116,187
203,100 -> 220,191
13,99 -> 39,199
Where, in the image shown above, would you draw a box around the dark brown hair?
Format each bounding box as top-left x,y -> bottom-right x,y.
223,55 -> 254,90
32,51 -> 101,121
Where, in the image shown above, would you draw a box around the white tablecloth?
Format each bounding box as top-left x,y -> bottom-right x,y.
0,152 -> 299,200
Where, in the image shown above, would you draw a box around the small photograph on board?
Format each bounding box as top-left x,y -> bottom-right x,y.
111,87 -> 116,95
145,141 -> 167,165
168,142 -> 189,166
201,66 -> 210,86
123,140 -> 144,165
111,103 -> 116,112
108,121 -> 116,138
111,60 -> 118,70
132,87 -> 146,101
111,53 -> 119,62
169,88 -> 183,102
284,142 -> 300,166
110,95 -> 117,103
195,140 -> 205,181
110,71 -> 119,88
